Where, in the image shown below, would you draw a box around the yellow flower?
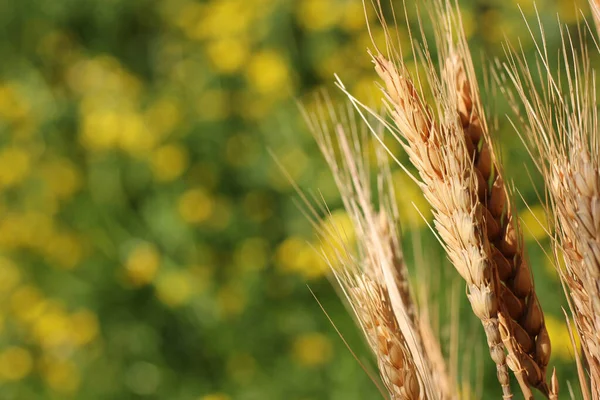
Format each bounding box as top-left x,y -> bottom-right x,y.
520,204 -> 549,241
0,146 -> 30,188
10,285 -> 45,323
70,310 -> 99,346
33,303 -> 71,349
41,358 -> 80,394
117,111 -> 156,156
297,0 -> 342,31
545,315 -> 580,361
151,143 -> 189,182
178,188 -> 214,224
205,197 -> 232,231
206,38 -> 249,74
341,1 -> 366,32
0,83 -> 30,123
292,333 -> 333,366
41,158 -> 82,201
125,243 -> 161,287
276,236 -> 325,279
0,347 -> 33,381
145,97 -> 181,138
196,89 -> 228,121
246,50 -> 292,95
80,109 -> 121,151
155,270 -> 193,307
392,170 -> 432,229
0,256 -> 21,295
44,232 -> 84,270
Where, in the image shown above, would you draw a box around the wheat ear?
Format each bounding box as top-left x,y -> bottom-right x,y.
443,51 -> 554,397
372,54 -> 515,399
303,98 -> 455,399
502,14 -> 600,397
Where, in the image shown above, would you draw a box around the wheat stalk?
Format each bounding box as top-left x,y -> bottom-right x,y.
501,13 -> 600,397
301,96 -> 456,399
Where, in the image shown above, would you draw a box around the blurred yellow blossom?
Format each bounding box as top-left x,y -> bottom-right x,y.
145,97 -> 182,138
151,143 -> 189,182
297,0 -> 342,31
246,50 -> 292,95
70,310 -> 99,346
0,146 -> 31,188
392,170 -> 432,229
188,0 -> 252,40
178,188 -> 214,224
125,243 -> 161,287
197,89 -> 228,121
33,302 -> 72,349
80,109 -> 121,151
41,358 -> 81,394
341,1 -> 367,32
118,111 -> 157,156
0,83 -> 30,123
205,197 -> 233,231
521,204 -> 549,241
545,315 -> 579,361
276,236 -> 325,279
0,347 -> 33,381
206,38 -> 249,74
68,56 -> 141,99
544,247 -> 567,279
292,333 -> 332,366
0,257 -> 21,295
43,232 -> 84,270
10,285 -> 45,323
155,270 -> 193,307
41,158 -> 82,200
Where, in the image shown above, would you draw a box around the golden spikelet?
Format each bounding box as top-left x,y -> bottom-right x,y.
302,95 -> 456,399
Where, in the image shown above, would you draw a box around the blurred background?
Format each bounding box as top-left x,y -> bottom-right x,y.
0,0 -> 594,398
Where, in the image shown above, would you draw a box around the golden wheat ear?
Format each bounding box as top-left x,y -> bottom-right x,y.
345,1 -> 557,398
301,93 -> 457,399
501,9 -> 600,398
